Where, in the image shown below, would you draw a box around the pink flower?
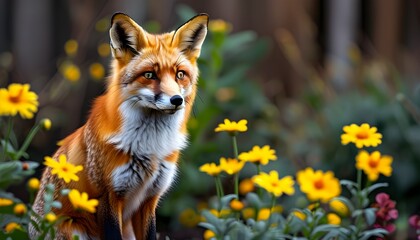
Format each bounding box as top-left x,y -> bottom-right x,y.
372,193 -> 398,235
374,193 -> 398,221
409,215 -> 420,230
374,223 -> 396,233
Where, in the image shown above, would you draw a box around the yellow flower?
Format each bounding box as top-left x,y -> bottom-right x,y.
45,212 -> 57,223
257,208 -> 271,221
297,168 -> 341,203
41,118 -> 52,130
219,157 -> 244,175
356,150 -> 392,181
242,207 -> 256,220
62,63 -> 81,82
252,171 -> 295,197
208,209 -> 231,218
329,199 -> 350,217
271,205 -> 283,214
230,199 -> 244,211
239,178 -> 255,195
204,229 -> 216,240
327,213 -> 341,225
199,163 -> 222,177
208,19 -> 232,33
4,222 -> 22,233
68,189 -> 98,213
97,43 -> 111,57
89,62 -> 105,80
0,198 -> 13,207
307,202 -> 318,211
64,39 -> 78,56
341,123 -> 382,148
44,154 -> 83,183
291,210 -> 306,221
238,145 -> 277,165
13,203 -> 27,215
179,208 -> 200,228
0,83 -> 38,119
214,119 -> 247,134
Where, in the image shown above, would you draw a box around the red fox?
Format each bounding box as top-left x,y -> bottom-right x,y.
30,13 -> 208,240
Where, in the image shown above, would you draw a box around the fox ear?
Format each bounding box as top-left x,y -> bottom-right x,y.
109,13 -> 148,61
172,14 -> 209,60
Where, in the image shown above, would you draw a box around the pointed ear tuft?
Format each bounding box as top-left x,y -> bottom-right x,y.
109,13 -> 147,61
173,14 -> 209,60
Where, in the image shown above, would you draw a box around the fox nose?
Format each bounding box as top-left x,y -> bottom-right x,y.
170,95 -> 183,107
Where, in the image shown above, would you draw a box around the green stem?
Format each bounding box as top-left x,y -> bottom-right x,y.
356,169 -> 363,208
215,176 -> 224,199
29,190 -> 35,205
232,135 -> 239,159
231,135 -> 240,198
234,173 -> 239,198
365,180 -> 372,189
270,194 -> 276,212
15,123 -> 42,160
2,117 -> 13,161
357,169 -> 362,191
214,176 -> 221,201
256,164 -> 263,197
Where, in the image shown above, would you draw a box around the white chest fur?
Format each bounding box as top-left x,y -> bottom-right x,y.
108,101 -> 187,158
107,102 -> 187,219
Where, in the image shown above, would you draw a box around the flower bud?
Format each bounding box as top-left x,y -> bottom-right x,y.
45,212 -> 57,223
41,118 -> 52,130
13,203 -> 27,216
229,199 -> 244,211
28,178 -> 40,191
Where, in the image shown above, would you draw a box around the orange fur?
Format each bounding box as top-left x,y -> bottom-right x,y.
31,13 -> 208,240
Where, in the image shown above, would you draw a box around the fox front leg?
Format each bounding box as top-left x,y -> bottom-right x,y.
97,196 -> 123,240
132,195 -> 160,240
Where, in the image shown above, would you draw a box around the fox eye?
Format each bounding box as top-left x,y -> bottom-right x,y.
176,71 -> 185,80
143,72 -> 156,79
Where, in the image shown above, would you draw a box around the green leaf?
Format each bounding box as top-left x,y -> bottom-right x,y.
359,228 -> 388,240
0,161 -> 38,189
364,208 -> 377,226
198,222 -> 218,235
340,180 -> 358,189
220,194 -> 237,208
363,182 -> 389,195
224,219 -> 239,235
245,192 -> 262,209
312,224 -> 339,236
51,201 -> 62,209
0,139 -> 17,157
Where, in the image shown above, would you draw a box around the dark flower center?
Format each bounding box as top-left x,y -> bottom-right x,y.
8,90 -> 23,103
356,130 -> 369,139
369,159 -> 379,168
314,179 -> 324,189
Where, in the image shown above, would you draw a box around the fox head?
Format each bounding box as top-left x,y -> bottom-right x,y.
108,13 -> 208,115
